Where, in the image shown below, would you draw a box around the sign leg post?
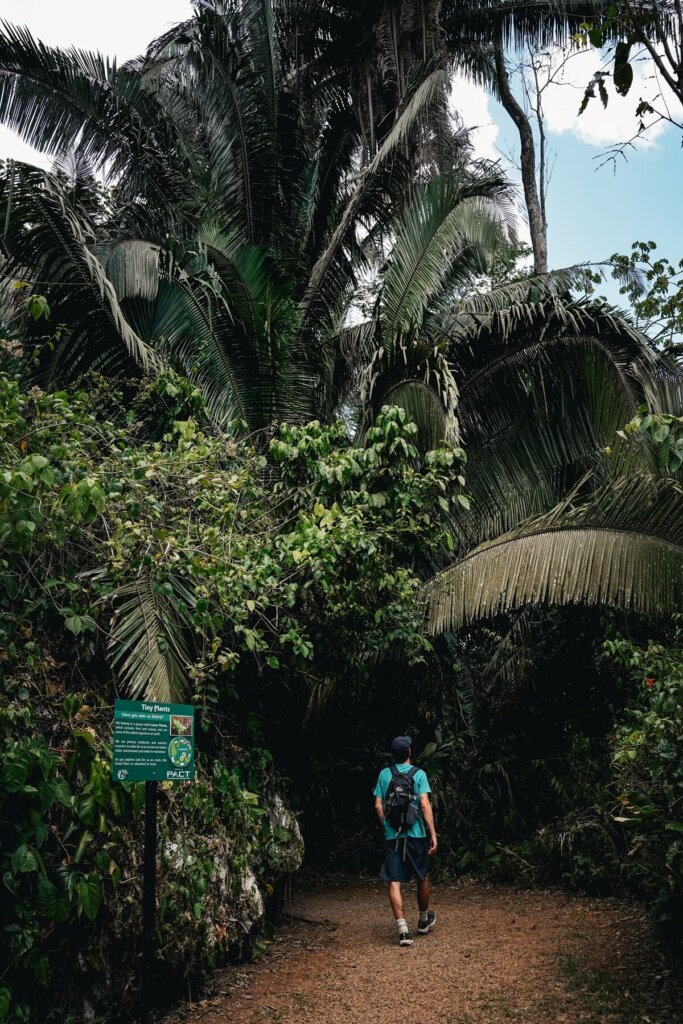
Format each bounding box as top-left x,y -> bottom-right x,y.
143,780 -> 158,1007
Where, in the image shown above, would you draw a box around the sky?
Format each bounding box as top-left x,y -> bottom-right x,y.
1,0 -> 681,302
452,48 -> 683,304
0,0 -> 192,165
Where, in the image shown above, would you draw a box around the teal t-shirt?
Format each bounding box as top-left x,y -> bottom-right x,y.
373,763 -> 431,840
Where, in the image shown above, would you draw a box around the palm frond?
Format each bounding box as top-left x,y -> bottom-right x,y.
653,352 -> 683,417
447,301 -> 661,546
181,1 -> 283,245
0,21 -> 187,207
355,167 -> 513,451
380,379 -> 451,452
106,570 -> 196,703
381,172 -> 510,336
359,335 -> 459,448
319,318 -> 378,418
245,0 -> 279,132
0,166 -> 159,383
424,473 -> 683,631
298,60 -> 448,339
458,298 -> 654,430
154,236 -> 312,429
445,1 -> 621,52
442,267 -> 605,322
126,277 -> 257,428
99,240 -> 162,302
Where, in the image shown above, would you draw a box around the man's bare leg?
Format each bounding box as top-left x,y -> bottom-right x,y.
417,876 -> 430,912
389,882 -> 413,944
389,881 -> 404,919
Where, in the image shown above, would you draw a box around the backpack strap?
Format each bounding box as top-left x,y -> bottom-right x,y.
389,764 -> 419,789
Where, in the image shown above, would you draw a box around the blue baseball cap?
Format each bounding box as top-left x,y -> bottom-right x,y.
391,735 -> 413,759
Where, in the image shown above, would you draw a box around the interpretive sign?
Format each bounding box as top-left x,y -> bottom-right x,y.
112,699 -> 195,782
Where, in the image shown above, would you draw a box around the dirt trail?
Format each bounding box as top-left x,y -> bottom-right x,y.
163,879 -> 682,1024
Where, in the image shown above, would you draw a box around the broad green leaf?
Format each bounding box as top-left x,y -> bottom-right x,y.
73,830 -> 94,863
11,844 -> 39,874
37,877 -> 70,923
77,876 -> 102,922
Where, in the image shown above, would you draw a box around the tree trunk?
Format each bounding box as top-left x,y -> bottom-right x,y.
493,39 -> 548,275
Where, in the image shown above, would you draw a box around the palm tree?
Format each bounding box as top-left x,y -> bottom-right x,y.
341,193 -> 683,629
0,0 -> 480,429
279,1 -> 619,273
2,0 -> 681,643
277,3 -> 616,140
281,0 -> 682,628
420,296 -> 683,630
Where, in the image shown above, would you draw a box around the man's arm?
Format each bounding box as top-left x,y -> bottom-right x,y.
419,792 -> 438,854
374,796 -> 385,826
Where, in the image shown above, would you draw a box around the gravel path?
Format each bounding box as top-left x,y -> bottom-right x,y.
163,879 -> 682,1024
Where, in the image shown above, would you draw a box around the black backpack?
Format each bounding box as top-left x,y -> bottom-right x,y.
383,765 -> 419,834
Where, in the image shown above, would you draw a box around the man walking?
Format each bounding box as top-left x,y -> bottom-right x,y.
373,735 -> 437,946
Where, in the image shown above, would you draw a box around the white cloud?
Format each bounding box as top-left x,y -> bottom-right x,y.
0,0 -> 193,164
449,72 -> 500,162
0,127 -> 50,168
539,45 -> 674,149
452,43 -> 676,164
0,1 -> 193,57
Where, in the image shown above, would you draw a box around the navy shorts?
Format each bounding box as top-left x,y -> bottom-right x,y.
379,837 -> 429,883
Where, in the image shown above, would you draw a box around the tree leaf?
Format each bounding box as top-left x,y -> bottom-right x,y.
37,877 -> 70,923
11,844 -> 40,874
0,988 -> 11,1019
423,475 -> 683,630
613,41 -> 633,96
77,875 -> 102,922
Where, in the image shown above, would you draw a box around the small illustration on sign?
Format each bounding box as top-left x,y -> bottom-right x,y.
168,737 -> 192,768
170,714 -> 193,736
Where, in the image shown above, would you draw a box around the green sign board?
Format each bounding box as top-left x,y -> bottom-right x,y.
112,699 -> 195,782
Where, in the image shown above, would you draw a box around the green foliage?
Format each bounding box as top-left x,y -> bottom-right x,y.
0,365 -> 466,1019
0,695 -> 139,1022
0,686 -> 296,1022
574,14 -> 642,103
0,368 -> 463,702
609,241 -> 683,352
621,407 -> 683,473
574,7 -> 683,140
602,635 -> 683,936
